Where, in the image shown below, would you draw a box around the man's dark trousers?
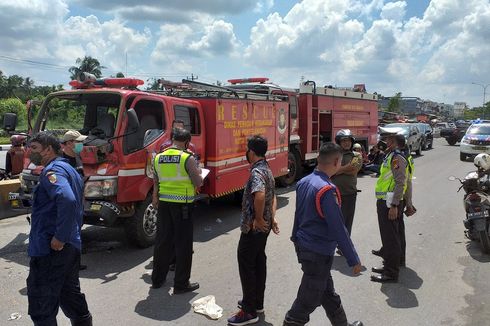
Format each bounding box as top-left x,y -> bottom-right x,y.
376,199 -> 402,278
340,193 -> 357,235
285,246 -> 344,325
27,244 -> 91,326
152,201 -> 193,289
237,231 -> 269,313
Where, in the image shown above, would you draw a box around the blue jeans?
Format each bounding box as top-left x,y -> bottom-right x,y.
285,246 -> 342,324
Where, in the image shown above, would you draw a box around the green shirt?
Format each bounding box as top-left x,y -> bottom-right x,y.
331,151 -> 362,195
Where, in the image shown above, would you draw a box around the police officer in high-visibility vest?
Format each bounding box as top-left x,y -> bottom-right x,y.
372,134 -> 417,268
371,127 -> 409,283
151,128 -> 203,293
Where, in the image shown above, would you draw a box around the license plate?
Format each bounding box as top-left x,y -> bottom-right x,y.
8,193 -> 19,200
473,146 -> 487,150
468,211 -> 488,218
90,204 -> 102,211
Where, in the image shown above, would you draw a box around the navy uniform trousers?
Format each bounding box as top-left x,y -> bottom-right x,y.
27,244 -> 91,326
285,245 -> 344,325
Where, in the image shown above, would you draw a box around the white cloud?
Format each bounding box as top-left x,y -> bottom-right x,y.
242,0 -> 490,106
380,1 -> 407,22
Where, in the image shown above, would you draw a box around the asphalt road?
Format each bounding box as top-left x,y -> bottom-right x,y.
1,138 -> 489,326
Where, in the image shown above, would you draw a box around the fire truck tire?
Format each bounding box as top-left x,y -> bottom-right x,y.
125,196 -> 157,248
278,151 -> 302,187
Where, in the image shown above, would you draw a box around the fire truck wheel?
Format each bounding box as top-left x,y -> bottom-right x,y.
125,196 -> 157,248
278,151 -> 302,187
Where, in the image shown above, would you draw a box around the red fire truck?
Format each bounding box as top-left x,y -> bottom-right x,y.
3,74 -> 377,247
3,74 -> 289,247
226,78 -> 379,185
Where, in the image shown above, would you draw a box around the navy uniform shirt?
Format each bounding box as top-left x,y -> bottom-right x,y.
292,169 -> 360,267
28,157 -> 84,257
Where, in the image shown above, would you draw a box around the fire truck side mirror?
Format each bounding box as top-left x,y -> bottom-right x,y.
127,108 -> 140,132
3,113 -> 18,132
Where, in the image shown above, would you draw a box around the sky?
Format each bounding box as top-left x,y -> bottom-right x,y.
0,0 -> 489,108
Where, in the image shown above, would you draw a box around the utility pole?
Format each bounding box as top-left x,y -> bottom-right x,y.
472,82 -> 490,119
187,73 -> 198,81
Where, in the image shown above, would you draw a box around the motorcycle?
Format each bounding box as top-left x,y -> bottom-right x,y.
451,170 -> 490,253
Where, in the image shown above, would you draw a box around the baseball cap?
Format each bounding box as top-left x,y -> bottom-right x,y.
62,130 -> 87,143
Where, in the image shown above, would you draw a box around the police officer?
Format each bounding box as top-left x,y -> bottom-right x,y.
372,133 -> 416,268
332,129 -> 362,237
26,131 -> 92,326
283,142 -> 363,326
151,128 -> 203,293
371,128 -> 409,283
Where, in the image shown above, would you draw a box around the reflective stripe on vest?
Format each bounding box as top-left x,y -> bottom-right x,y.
315,184 -> 342,219
154,148 -> 195,203
375,152 -> 408,199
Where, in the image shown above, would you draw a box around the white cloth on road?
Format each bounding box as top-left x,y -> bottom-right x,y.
191,295 -> 223,320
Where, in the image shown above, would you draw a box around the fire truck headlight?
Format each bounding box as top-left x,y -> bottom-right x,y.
84,178 -> 118,198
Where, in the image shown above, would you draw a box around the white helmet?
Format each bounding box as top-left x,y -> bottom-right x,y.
474,153 -> 490,171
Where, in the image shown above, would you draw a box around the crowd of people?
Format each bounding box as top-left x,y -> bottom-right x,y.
23,124 -> 416,326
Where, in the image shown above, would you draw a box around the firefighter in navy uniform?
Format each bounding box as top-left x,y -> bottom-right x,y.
151,128 -> 203,293
283,142 -> 363,326
371,128 -> 409,283
26,132 -> 92,326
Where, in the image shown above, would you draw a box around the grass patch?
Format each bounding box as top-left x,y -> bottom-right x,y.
0,136 -> 10,145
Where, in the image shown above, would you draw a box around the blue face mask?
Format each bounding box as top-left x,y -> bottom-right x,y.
74,143 -> 84,154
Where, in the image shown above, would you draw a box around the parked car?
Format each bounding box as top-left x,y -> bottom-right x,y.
440,121 -> 471,145
384,123 -> 424,155
460,123 -> 490,161
416,123 -> 434,150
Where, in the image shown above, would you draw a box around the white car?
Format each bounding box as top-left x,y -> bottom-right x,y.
460,123 -> 490,161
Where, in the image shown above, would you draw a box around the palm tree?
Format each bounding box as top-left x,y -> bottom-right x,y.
69,56 -> 106,80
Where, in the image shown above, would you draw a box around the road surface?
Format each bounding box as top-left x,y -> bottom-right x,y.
1,138 -> 489,325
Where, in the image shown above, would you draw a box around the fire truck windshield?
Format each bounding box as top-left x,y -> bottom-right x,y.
35,93 -> 121,140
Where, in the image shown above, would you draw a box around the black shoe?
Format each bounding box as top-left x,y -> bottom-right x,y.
371,249 -> 382,257
371,266 -> 384,274
370,274 -> 398,283
152,281 -> 164,289
336,249 -> 343,256
400,259 -> 406,267
283,317 -> 305,326
349,322 -> 363,326
174,282 -> 199,294
169,264 -> 176,271
79,264 -> 87,271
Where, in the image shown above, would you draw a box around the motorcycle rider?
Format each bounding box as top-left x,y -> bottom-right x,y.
5,135 -> 26,177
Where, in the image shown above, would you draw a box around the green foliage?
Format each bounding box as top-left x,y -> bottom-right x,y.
387,92 -> 402,113
463,102 -> 490,120
69,56 -> 106,80
0,98 -> 27,129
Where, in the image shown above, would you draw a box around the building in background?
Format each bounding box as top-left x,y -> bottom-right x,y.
453,102 -> 467,118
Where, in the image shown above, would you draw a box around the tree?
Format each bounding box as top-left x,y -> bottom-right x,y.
69,56 -> 106,80
387,92 -> 402,113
